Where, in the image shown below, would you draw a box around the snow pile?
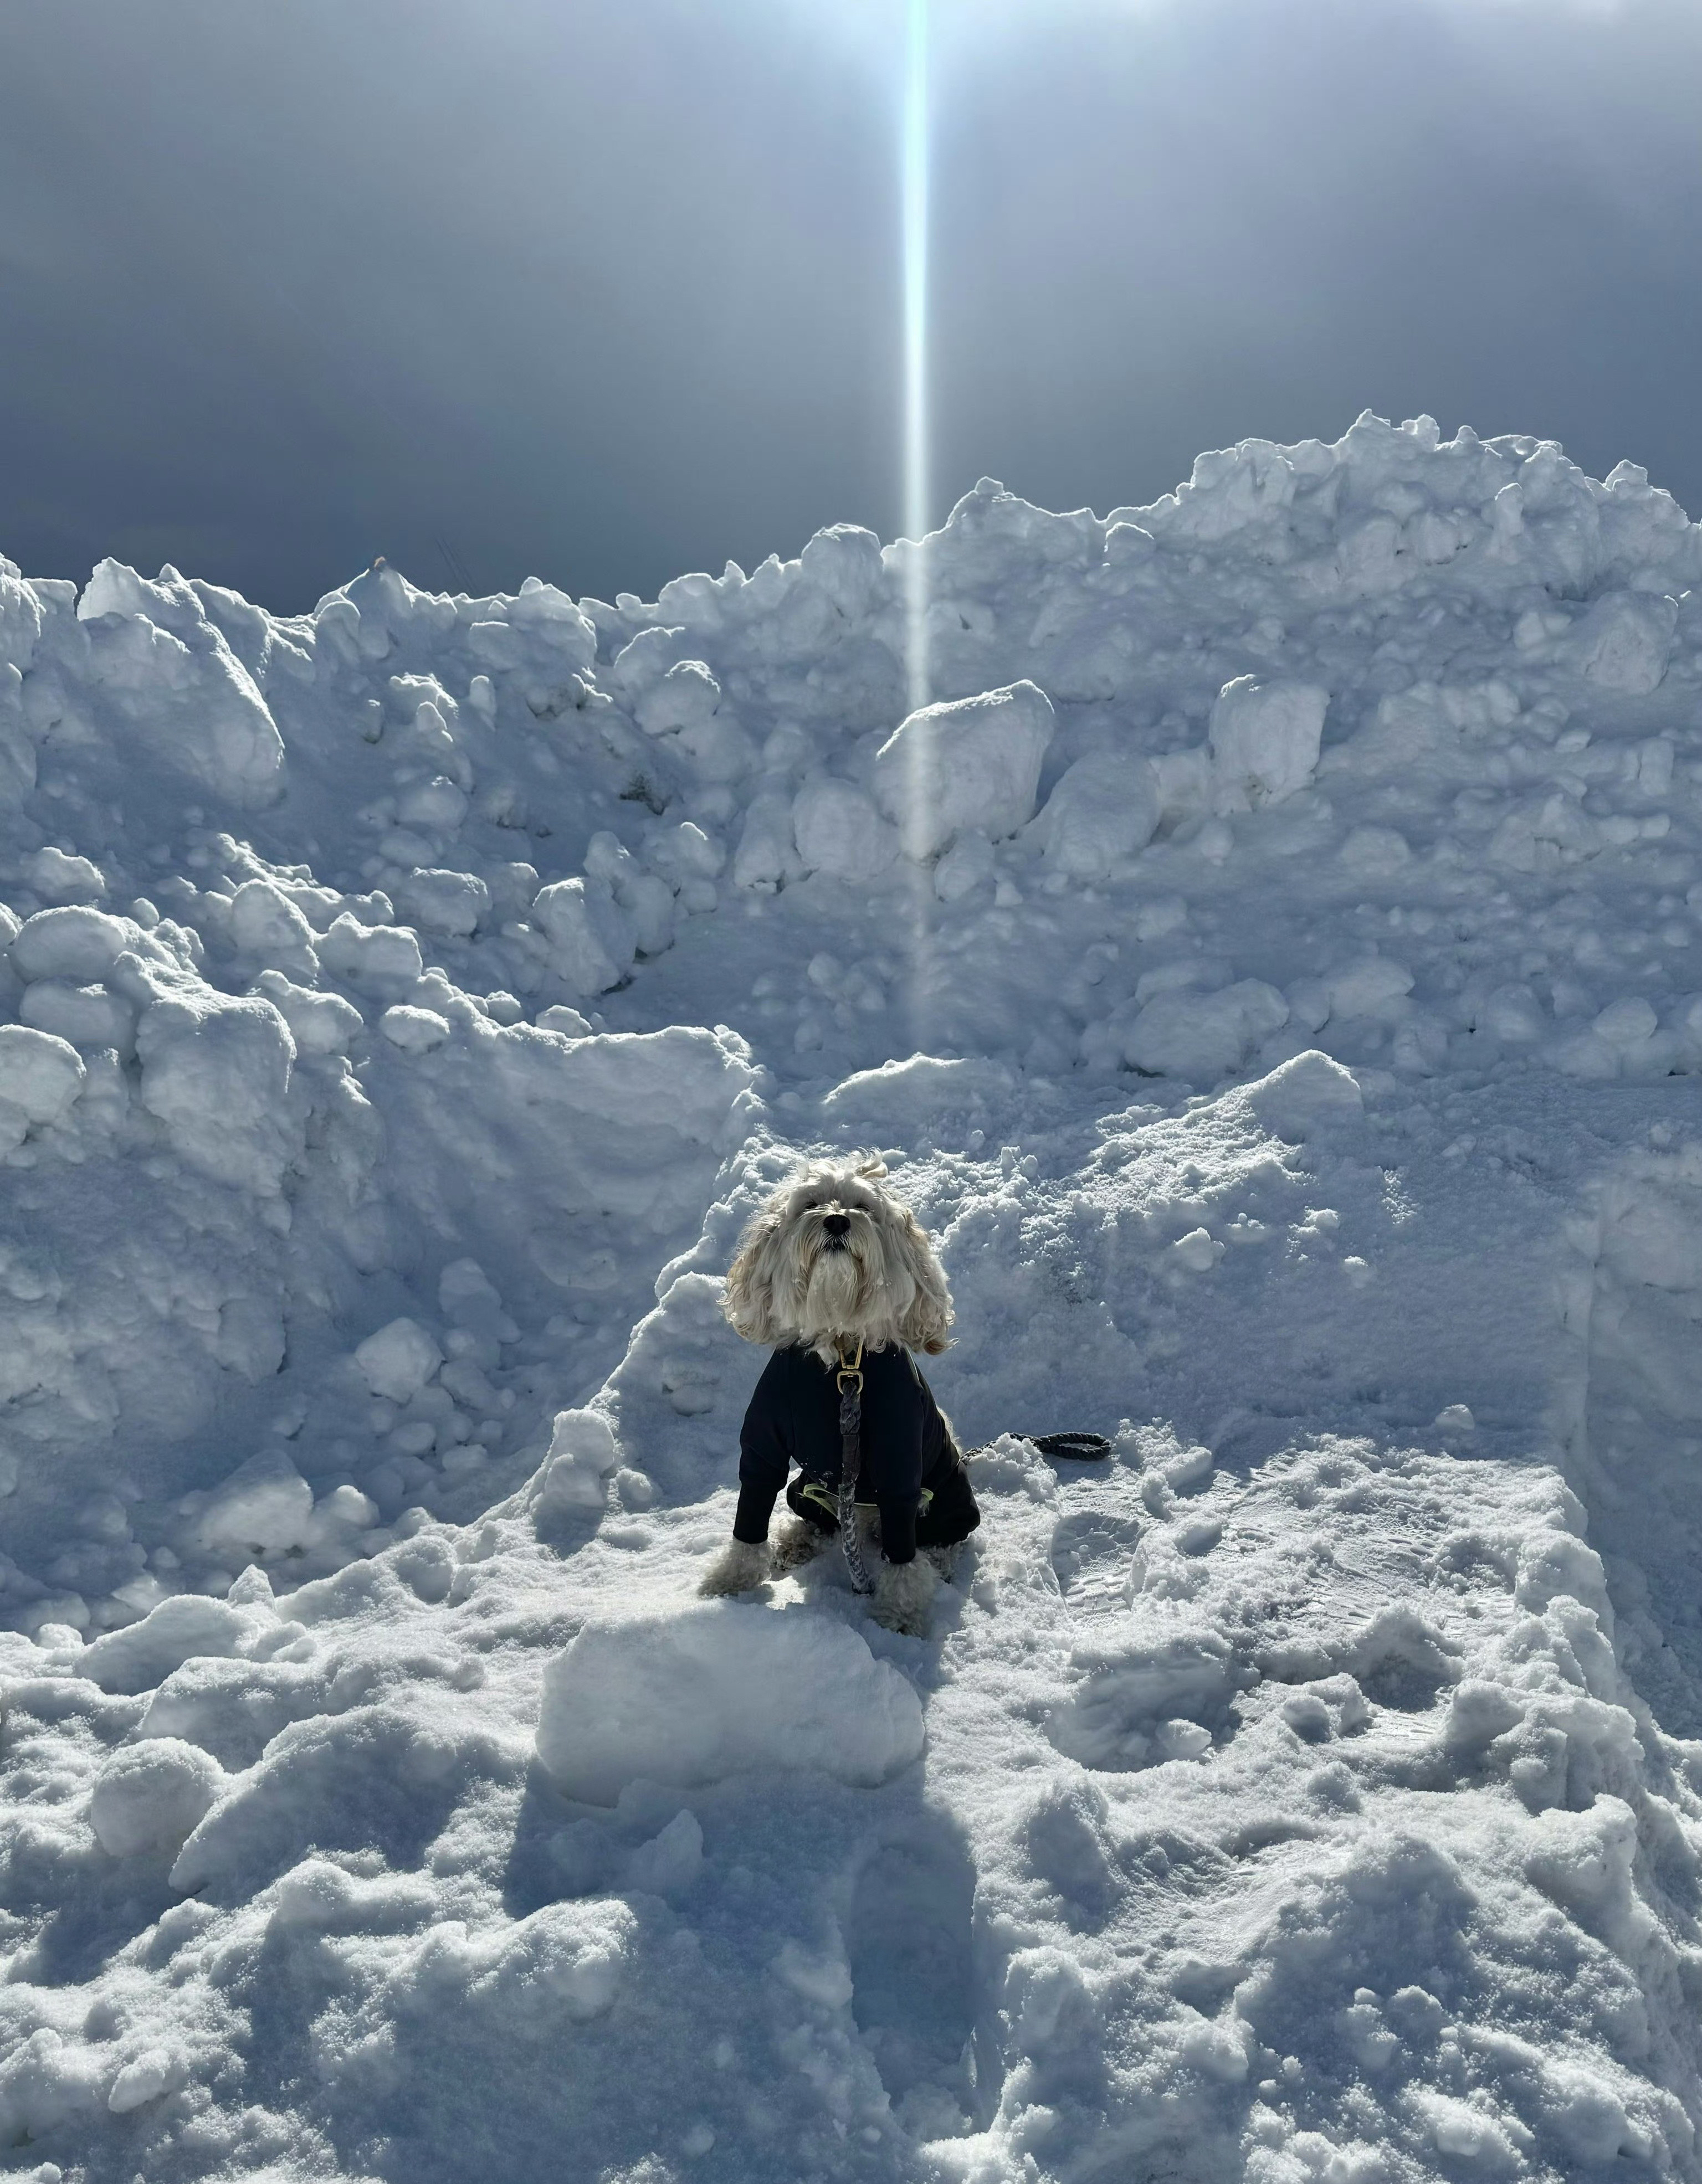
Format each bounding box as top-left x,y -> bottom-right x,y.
6,415 -> 1702,2179
536,1602 -> 925,1804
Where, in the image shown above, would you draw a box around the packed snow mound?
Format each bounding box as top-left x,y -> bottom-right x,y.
7,415 -> 1702,2180
535,1601 -> 926,1803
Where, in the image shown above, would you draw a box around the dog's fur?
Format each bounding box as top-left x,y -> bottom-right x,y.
699,1157 -> 954,1631
720,1155 -> 952,1364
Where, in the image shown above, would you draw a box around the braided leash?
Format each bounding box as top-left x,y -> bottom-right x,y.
834,1338 -> 875,1595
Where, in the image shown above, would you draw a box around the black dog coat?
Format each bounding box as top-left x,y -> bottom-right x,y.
732,1343 -> 980,1565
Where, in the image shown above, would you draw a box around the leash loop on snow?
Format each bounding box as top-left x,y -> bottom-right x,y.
1027,1431 -> 1113,1462
834,1339 -> 874,1595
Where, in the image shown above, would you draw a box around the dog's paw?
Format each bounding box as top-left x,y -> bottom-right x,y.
696,1538 -> 773,1597
771,1515 -> 828,1574
870,1554 -> 937,1637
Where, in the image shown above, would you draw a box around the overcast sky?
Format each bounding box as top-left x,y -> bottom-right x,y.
2,0 -> 1700,611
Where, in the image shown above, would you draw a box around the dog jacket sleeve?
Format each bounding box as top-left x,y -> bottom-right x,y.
733,1345 -> 945,1557
732,1348 -> 799,1544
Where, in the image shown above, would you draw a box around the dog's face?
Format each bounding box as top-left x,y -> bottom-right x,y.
722,1155 -> 952,1358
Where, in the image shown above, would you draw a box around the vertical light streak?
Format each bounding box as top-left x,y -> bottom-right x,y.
901,0 -> 931,717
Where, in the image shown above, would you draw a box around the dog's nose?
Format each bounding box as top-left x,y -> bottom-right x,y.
822,1212 -> 850,1237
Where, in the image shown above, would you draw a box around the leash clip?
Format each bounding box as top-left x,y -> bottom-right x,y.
835,1335 -> 864,1395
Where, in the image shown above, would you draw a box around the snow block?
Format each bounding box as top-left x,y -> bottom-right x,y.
1030,748 -> 1161,877
1240,1050 -> 1365,1139
229,879 -> 318,972
135,991 -> 300,1195
90,1738 -> 224,1857
0,1024 -> 85,1132
792,778 -> 898,883
873,680 -> 1056,859
20,980 -> 137,1056
79,563 -> 285,805
530,876 -> 634,996
252,971 -> 363,1056
1559,589 -> 1676,693
535,1602 -> 925,1805
1209,677 -> 1329,809
546,1024 -> 758,1141
9,906 -> 133,985
821,1052 -> 1015,1138
1122,980 -> 1289,1080
80,1595 -> 251,1695
194,1451 -> 316,1559
536,1405 -> 621,1514
354,1318 -> 443,1402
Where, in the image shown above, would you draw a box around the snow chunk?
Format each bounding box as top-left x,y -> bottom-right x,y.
251,970 -> 363,1055
195,1450 -> 316,1557
820,1052 -> 1015,1136
80,1594 -> 251,1695
1241,1050 -> 1365,1138
792,777 -> 898,883
627,1808 -> 704,1897
1170,1228 -> 1222,1273
932,829 -> 994,900
107,2048 -> 187,2114
536,1004 -> 592,1039
1559,589 -> 1676,693
317,913 -> 424,993
439,1258 -> 517,1339
1031,748 -> 1161,877
636,658 -> 721,737
873,680 -> 1056,858
381,1004 -> 452,1052
90,1738 -> 224,1857
355,1317 -> 443,1402
634,660 -> 751,777
548,1024 -> 758,1140
1327,957 -> 1414,1020
9,906 -> 132,984
79,563 -> 286,803
537,1405 -> 621,1514
1339,823 -> 1412,872
732,791 -> 806,890
229,879 -> 317,970
1594,996 -> 1658,1050
1122,980 -> 1289,1079
20,981 -> 137,1056
485,1901 -> 633,2021
392,866 -> 490,938
535,1602 -> 925,1805
530,876 -> 634,996
1209,677 -> 1329,809
0,1025 -> 86,1128
25,846 -> 106,903
135,991 -> 299,1195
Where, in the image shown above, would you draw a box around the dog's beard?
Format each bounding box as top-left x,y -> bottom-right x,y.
777,1212 -> 901,1354
801,1240 -> 865,1338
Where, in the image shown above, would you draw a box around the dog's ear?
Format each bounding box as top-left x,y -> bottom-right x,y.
891,1203 -> 953,1354
722,1196 -> 787,1345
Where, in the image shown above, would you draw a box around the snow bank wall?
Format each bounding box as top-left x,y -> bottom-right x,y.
6,415 -> 1702,2181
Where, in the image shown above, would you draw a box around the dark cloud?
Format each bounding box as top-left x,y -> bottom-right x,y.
1,0 -> 1698,610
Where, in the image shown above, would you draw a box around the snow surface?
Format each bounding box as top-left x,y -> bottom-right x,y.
6,415 -> 1702,2179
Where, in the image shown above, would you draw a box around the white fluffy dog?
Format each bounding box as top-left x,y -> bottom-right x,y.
700,1155 -> 964,1634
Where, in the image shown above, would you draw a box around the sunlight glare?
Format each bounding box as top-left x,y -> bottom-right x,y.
901,0 -> 931,717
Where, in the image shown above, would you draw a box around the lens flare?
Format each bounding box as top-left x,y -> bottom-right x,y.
901,0 -> 930,717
